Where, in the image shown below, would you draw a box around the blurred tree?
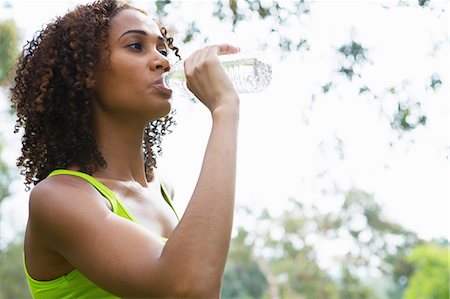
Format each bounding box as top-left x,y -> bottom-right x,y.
0,238 -> 32,299
0,17 -> 29,299
0,19 -> 19,85
339,266 -> 373,299
150,0 -> 444,141
224,189 -> 426,299
0,18 -> 19,206
0,16 -> 19,194
264,201 -> 341,299
133,4 -> 446,297
0,140 -> 11,207
222,228 -> 268,299
403,243 -> 449,299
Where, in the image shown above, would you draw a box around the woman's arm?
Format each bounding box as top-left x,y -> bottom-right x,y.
160,43 -> 240,296
161,105 -> 239,297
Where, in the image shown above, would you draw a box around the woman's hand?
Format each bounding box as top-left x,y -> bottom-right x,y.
183,44 -> 240,113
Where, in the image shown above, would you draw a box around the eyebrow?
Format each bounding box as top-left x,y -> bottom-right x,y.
118,29 -> 167,43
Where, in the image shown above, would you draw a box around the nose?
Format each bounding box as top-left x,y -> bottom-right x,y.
151,52 -> 170,72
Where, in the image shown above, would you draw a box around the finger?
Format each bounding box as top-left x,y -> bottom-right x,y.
210,44 -> 241,56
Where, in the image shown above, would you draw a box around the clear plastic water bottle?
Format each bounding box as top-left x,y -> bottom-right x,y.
162,55 -> 272,98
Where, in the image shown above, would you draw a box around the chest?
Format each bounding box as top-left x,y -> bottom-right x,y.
105,182 -> 178,239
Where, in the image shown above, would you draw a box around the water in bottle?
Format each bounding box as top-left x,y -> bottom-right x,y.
162,56 -> 272,98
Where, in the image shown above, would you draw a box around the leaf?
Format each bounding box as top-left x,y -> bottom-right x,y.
338,66 -> 355,80
430,73 -> 442,91
338,41 -> 368,63
359,86 -> 370,94
321,82 -> 333,93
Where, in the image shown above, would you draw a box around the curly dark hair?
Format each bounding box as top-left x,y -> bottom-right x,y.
11,0 -> 181,190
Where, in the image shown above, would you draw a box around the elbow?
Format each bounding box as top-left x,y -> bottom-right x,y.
173,282 -> 221,299
171,268 -> 222,298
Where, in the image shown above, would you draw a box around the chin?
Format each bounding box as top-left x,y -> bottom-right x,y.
162,101 -> 173,116
147,104 -> 173,122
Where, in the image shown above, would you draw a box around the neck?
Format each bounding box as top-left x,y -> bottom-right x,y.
92,111 -> 151,187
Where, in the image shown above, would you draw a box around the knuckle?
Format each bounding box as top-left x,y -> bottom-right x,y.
185,68 -> 195,80
203,57 -> 217,67
193,65 -> 202,75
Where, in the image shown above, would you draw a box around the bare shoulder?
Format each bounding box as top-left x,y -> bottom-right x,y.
154,169 -> 175,200
28,175 -> 110,244
30,174 -> 107,212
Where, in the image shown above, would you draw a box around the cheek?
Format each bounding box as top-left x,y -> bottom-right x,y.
95,68 -> 143,108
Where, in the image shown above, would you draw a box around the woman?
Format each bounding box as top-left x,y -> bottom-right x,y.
11,0 -> 240,298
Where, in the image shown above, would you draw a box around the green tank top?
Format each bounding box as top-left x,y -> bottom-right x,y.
24,169 -> 179,299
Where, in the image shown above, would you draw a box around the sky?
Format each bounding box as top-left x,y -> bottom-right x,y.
0,0 -> 449,246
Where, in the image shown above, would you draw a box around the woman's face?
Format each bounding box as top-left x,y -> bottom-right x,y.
94,9 -> 172,122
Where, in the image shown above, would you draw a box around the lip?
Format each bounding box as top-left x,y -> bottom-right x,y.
153,77 -> 172,96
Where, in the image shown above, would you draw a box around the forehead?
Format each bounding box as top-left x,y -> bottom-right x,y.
109,9 -> 160,38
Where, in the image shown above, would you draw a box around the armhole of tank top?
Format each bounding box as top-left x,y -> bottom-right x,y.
48,170 -> 145,225
48,169 -> 118,213
48,170 -> 173,243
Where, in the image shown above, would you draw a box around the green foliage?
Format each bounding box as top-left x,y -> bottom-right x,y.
263,202 -> 339,299
0,19 -> 19,86
430,73 -> 442,91
0,17 -> 18,216
0,140 -> 11,206
0,238 -> 32,299
155,0 -> 171,18
391,102 -> 427,132
337,40 -> 369,81
418,0 -> 431,7
359,86 -> 370,94
182,22 -> 200,44
222,229 -> 268,299
0,15 -> 23,298
338,41 -> 368,63
147,0 -> 444,139
339,267 -> 375,299
338,67 -> 356,80
404,244 -> 449,299
223,189 -> 426,298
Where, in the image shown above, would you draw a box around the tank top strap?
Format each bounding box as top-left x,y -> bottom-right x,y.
47,169 -> 143,223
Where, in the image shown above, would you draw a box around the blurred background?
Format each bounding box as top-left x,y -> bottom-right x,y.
0,0 -> 448,298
